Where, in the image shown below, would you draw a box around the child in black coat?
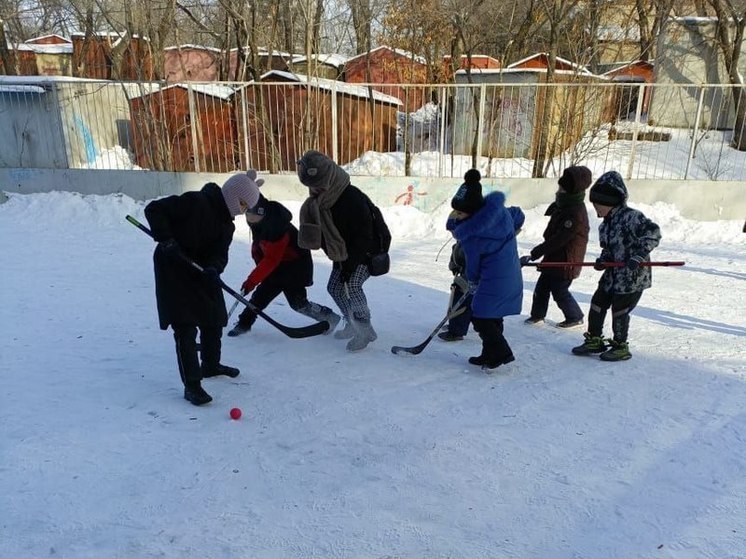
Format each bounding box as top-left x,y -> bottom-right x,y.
227,195 -> 340,336
521,166 -> 591,328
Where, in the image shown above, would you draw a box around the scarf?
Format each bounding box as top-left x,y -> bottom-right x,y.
555,191 -> 586,209
298,164 -> 350,261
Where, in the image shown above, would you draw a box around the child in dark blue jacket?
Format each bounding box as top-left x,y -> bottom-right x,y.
446,170 -> 524,370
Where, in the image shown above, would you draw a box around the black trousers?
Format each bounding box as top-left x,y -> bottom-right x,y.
237,282 -> 309,327
172,324 -> 222,388
530,273 -> 583,322
472,317 -> 513,360
587,289 -> 643,343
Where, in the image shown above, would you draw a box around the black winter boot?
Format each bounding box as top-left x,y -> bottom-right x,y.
202,364 -> 240,378
184,383 -> 213,406
482,353 -> 515,371
227,322 -> 251,337
468,351 -> 487,366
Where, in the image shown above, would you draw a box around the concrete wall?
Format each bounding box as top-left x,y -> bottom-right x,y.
1,167 -> 744,221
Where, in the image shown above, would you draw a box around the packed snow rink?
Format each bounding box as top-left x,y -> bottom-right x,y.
2,191 -> 745,559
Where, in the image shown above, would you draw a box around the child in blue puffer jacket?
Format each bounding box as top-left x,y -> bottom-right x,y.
446,169 -> 524,371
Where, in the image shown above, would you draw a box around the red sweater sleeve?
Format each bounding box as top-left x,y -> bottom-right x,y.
243,233 -> 290,291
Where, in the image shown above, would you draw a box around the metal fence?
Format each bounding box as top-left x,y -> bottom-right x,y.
1,78 -> 744,180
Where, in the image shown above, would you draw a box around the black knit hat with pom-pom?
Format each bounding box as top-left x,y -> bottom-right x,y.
451,169 -> 485,214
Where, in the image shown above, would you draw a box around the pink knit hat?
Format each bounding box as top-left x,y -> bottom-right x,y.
221,169 -> 264,217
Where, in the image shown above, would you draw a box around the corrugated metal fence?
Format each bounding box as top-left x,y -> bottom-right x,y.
1,79 -> 744,180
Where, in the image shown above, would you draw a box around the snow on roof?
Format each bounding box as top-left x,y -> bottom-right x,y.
443,54 -> 498,60
506,53 -> 595,75
292,53 -> 348,68
597,24 -> 641,42
126,82 -> 236,100
345,46 -> 427,66
0,85 -> 47,94
164,44 -> 223,54
671,16 -> 720,24
259,70 -> 402,105
0,75 -> 108,85
454,67 -> 607,80
229,47 -> 295,58
25,34 -> 71,44
600,60 -> 654,76
70,31 -> 124,39
169,83 -> 236,100
12,43 -> 73,54
69,31 -> 150,47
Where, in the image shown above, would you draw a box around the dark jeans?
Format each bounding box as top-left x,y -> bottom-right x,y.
530,273 -> 583,322
472,317 -> 513,361
237,282 -> 309,327
172,324 -> 222,388
588,289 -> 643,343
447,283 -> 473,336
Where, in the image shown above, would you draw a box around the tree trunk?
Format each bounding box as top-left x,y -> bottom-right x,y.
349,0 -> 372,54
706,0 -> 746,150
635,0 -> 653,61
0,20 -> 17,75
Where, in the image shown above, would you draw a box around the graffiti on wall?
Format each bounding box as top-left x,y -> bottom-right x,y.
394,183 -> 428,206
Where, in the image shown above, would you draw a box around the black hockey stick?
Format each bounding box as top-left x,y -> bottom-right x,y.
126,215 -> 330,339
391,290 -> 470,356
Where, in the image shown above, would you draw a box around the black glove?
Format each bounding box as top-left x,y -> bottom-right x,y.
519,255 -> 532,267
594,257 -> 607,271
626,255 -> 644,270
202,267 -> 221,286
158,238 -> 183,261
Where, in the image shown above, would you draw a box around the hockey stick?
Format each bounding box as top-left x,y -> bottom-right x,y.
227,294 -> 242,320
523,261 -> 685,268
126,215 -> 329,339
391,289 -> 470,356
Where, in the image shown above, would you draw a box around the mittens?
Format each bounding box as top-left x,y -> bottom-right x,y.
627,255 -> 644,270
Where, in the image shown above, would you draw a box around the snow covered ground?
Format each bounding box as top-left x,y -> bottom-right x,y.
1,190 -> 745,558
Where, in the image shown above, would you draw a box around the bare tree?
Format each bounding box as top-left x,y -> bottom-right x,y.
348,0 -> 372,54
705,0 -> 746,150
0,16 -> 17,74
530,0 -> 582,177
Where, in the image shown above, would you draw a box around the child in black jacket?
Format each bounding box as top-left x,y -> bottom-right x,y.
571,171 -> 661,361
227,195 -> 340,336
521,166 -> 591,328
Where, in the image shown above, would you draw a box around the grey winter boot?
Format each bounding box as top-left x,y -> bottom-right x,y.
297,302 -> 341,335
334,319 -> 356,339
346,320 -> 378,352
